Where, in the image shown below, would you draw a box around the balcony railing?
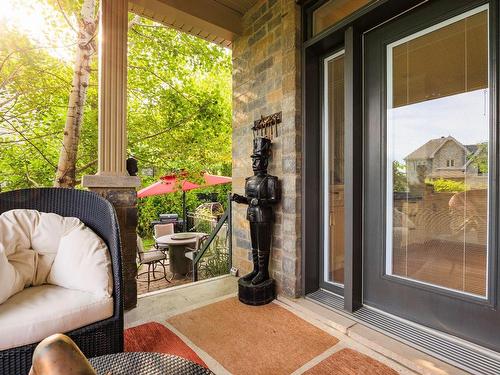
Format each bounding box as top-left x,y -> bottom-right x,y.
187,195 -> 232,282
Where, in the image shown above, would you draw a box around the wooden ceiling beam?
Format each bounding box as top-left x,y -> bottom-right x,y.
129,0 -> 243,43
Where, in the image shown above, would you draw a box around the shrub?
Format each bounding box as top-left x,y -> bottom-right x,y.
428,178 -> 468,192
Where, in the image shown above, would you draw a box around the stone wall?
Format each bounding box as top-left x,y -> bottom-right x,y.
87,187 -> 138,310
231,0 -> 302,297
434,141 -> 466,170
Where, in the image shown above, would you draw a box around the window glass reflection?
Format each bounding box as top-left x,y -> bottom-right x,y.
313,0 -> 373,36
387,8 -> 489,297
325,53 -> 344,285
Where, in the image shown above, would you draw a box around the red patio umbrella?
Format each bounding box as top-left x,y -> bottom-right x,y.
137,175 -> 200,198
137,172 -> 232,230
203,173 -> 232,186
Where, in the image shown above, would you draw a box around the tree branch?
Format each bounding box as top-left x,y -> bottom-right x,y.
25,166 -> 40,187
129,15 -> 141,29
56,0 -> 79,34
75,159 -> 97,173
32,67 -> 73,86
0,131 -> 60,144
128,64 -> 193,104
2,117 -> 57,169
133,100 -> 210,142
0,62 -> 26,90
0,93 -> 20,109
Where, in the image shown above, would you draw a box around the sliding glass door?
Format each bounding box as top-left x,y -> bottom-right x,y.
364,0 -> 500,350
322,50 -> 345,292
386,5 -> 489,297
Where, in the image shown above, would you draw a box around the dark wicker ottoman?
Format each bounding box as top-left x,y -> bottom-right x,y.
89,352 -> 213,375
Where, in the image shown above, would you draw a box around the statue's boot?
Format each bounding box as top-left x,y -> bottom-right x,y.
251,251 -> 270,285
240,248 -> 259,282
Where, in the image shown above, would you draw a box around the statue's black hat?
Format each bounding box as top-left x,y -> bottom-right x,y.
251,137 -> 271,157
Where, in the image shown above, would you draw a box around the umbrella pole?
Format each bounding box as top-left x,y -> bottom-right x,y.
183,191 -> 187,232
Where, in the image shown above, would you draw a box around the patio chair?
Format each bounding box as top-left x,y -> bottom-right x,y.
185,235 -> 210,281
154,223 -> 174,252
0,188 -> 123,375
136,236 -> 170,291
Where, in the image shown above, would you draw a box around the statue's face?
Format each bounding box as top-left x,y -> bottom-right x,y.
252,155 -> 268,172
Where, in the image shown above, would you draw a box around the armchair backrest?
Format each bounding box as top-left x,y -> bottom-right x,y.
0,188 -> 123,326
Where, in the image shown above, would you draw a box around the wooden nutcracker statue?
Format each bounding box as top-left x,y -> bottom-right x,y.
232,137 -> 280,305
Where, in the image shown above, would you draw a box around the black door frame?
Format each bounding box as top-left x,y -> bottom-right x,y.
318,46 -> 347,297
363,0 -> 500,351
302,0 -> 427,312
302,1 -> 500,348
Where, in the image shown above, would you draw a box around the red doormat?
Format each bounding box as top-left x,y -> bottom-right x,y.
168,297 -> 339,375
124,322 -> 207,367
304,348 -> 398,375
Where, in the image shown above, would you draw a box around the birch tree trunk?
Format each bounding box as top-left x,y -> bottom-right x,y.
54,0 -> 97,187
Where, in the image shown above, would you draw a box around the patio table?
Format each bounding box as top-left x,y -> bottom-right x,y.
156,232 -> 206,278
89,352 -> 213,375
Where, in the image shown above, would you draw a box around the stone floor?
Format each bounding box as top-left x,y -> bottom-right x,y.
136,263 -> 192,295
126,275 -> 238,328
125,276 -> 470,375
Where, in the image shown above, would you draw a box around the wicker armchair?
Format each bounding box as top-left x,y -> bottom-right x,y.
0,188 -> 123,375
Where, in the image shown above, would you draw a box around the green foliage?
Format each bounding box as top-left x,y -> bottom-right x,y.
427,178 -> 468,192
197,222 -> 230,280
1,1 -> 232,233
392,161 -> 408,192
137,184 -> 231,238
127,19 -> 232,178
199,247 -> 230,280
0,1 -> 98,190
467,142 -> 488,174
0,27 -> 82,189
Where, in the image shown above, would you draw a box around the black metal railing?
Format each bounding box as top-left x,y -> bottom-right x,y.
191,194 -> 232,282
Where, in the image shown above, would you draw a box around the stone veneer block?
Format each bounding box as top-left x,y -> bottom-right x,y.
83,175 -> 141,310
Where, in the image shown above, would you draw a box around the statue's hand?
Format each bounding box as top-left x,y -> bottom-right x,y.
250,198 -> 259,206
231,193 -> 248,204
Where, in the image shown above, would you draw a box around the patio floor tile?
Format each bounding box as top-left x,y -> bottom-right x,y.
304,348 -> 398,375
167,297 -> 339,375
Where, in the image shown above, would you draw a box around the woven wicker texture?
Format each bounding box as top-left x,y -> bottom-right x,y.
89,352 -> 213,375
0,188 -> 124,375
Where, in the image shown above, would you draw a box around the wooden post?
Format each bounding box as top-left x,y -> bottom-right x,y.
82,0 -> 140,310
98,0 -> 128,176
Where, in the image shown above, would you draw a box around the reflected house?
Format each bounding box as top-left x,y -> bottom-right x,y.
393,136 -> 488,296
404,135 -> 487,190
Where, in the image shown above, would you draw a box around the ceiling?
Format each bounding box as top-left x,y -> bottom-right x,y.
128,0 -> 260,48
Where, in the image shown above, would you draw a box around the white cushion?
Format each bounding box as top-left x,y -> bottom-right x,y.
0,250 -> 31,304
48,224 -> 113,298
0,285 -> 113,350
0,209 -> 112,304
0,210 -> 38,303
31,212 -> 80,284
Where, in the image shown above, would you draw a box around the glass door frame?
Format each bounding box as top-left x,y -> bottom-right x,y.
363,0 -> 500,350
303,0 -> 451,313
384,3 -> 491,300
320,49 -> 346,295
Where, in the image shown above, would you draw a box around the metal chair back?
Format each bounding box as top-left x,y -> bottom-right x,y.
136,236 -> 146,263
195,234 -> 210,251
154,223 -> 174,238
